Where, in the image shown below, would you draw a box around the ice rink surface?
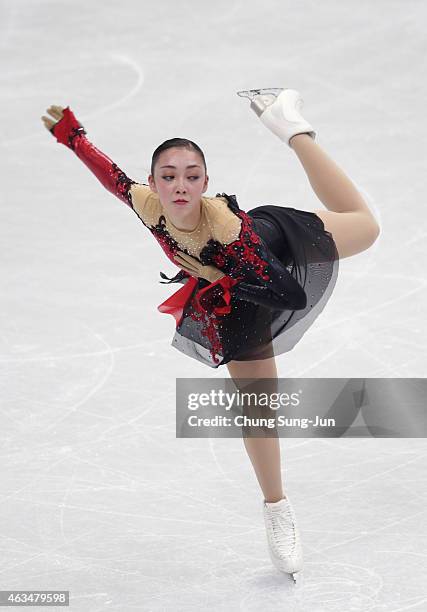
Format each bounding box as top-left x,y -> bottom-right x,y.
1,0 -> 427,609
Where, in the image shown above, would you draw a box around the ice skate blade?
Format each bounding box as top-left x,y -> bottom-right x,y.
268,550 -> 303,584
236,87 -> 285,99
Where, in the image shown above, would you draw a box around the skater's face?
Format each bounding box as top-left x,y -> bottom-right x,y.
148,147 -> 208,226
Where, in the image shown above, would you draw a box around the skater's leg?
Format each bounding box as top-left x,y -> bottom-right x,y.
227,353 -> 303,581
289,133 -> 380,259
226,356 -> 285,503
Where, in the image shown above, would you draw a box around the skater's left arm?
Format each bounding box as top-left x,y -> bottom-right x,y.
218,217 -> 307,311
173,233 -> 307,313
229,248 -> 307,311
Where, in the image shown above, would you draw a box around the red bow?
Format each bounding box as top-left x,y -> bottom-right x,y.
157,275 -> 238,327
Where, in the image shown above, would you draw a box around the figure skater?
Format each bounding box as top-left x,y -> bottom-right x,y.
41,89 -> 380,583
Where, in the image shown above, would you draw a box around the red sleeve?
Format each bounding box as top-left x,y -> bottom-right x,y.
50,106 -> 137,209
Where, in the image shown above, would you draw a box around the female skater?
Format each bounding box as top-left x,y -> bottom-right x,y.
41,89 -> 380,583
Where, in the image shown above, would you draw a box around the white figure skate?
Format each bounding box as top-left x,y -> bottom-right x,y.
263,496 -> 304,583
237,88 -> 316,147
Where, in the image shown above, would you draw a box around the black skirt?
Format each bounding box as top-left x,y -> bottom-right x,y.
231,204 -> 340,361
169,203 -> 339,367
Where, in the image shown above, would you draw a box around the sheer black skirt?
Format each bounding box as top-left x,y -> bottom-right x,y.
170,204 -> 339,368
228,204 -> 339,362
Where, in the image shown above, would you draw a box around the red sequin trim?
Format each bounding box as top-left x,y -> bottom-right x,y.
150,215 -> 181,265
215,210 -> 271,282
188,308 -> 222,365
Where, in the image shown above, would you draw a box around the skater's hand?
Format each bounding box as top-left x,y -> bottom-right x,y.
173,251 -> 225,283
41,105 -> 65,132
41,105 -> 86,150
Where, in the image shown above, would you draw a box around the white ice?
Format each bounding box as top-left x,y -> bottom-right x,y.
1,0 -> 426,609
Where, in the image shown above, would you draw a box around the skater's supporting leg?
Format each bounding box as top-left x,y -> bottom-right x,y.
226,356 -> 285,504
241,436 -> 285,503
289,133 -> 380,259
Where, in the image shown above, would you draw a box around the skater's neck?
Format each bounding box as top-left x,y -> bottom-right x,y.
165,199 -> 203,233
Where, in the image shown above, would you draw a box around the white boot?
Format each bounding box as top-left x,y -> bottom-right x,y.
263,496 -> 304,583
238,88 -> 316,147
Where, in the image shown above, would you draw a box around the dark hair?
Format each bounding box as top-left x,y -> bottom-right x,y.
150,138 -> 207,176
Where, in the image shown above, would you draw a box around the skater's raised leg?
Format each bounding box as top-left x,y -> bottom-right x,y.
289,133 -> 380,259
243,88 -> 380,260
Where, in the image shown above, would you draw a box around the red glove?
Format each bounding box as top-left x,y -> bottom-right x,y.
49,106 -> 87,150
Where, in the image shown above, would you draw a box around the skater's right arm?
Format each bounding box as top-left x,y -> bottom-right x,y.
41,105 -> 151,212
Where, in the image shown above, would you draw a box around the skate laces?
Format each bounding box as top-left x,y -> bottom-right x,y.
266,503 -> 297,555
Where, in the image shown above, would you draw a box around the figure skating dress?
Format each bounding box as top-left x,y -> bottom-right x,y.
50,107 -> 339,368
